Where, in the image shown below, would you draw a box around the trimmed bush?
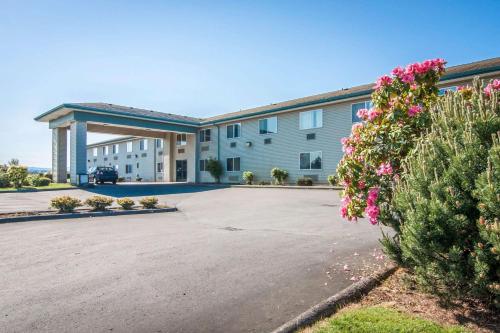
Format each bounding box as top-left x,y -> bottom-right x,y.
383,79 -> 500,307
297,177 -> 313,186
26,175 -> 51,187
327,175 -> 337,186
7,165 -> 28,188
271,167 -> 288,185
117,198 -> 135,210
51,196 -> 82,213
206,158 -> 223,183
84,195 -> 114,211
0,172 -> 10,188
139,197 -> 158,209
242,171 -> 254,185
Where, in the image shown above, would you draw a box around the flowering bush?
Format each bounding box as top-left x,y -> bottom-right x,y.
51,196 -> 82,213
139,197 -> 159,209
85,195 -> 114,211
337,58 -> 446,225
116,198 -> 135,210
270,167 -> 288,185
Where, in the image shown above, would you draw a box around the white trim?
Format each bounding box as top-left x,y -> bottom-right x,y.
299,151 -> 323,170
299,109 -> 323,130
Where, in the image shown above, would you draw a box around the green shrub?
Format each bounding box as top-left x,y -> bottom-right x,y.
7,165 -> 28,188
206,158 -> 223,183
327,175 -> 337,186
242,171 -> 254,185
84,195 -> 114,211
297,177 -> 313,186
51,196 -> 82,213
0,172 -> 10,188
271,167 -> 288,185
139,197 -> 158,209
43,173 -> 53,181
26,175 -> 51,187
257,180 -> 271,185
117,198 -> 135,210
383,80 -> 500,307
117,177 -> 125,182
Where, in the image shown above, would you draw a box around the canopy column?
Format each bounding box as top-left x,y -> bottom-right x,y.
69,121 -> 87,185
52,127 -> 67,183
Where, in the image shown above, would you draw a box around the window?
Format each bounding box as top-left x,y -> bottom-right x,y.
125,164 -> 133,174
113,144 -> 119,154
157,162 -> 164,173
438,86 -> 457,96
139,139 -> 148,151
199,159 -> 208,171
300,151 -> 322,170
103,146 -> 109,155
176,133 -> 187,146
136,162 -> 139,168
299,110 -> 323,130
259,117 -> 277,134
92,148 -> 97,157
352,101 -> 372,123
200,129 -> 211,142
126,141 -> 133,152
226,123 -> 241,139
226,157 -> 241,172
114,165 -> 119,171
156,139 -> 163,149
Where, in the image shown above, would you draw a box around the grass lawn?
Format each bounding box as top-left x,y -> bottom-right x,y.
0,183 -> 75,192
306,306 -> 469,333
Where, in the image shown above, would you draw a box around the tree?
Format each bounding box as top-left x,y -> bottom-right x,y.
206,158 -> 223,183
7,165 -> 28,188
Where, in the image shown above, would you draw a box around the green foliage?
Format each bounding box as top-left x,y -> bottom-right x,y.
242,171 -> 254,185
7,165 -> 28,188
0,172 -> 10,188
384,79 -> 500,306
206,158 -> 223,183
271,167 -> 288,185
139,197 -> 158,209
51,196 -> 82,213
26,175 -> 52,187
327,175 -> 337,186
257,180 -> 271,185
297,177 -> 313,186
84,195 -> 114,211
313,306 -> 468,333
116,198 -> 135,210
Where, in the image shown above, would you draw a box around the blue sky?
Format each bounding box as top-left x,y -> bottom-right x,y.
1,0 -> 499,167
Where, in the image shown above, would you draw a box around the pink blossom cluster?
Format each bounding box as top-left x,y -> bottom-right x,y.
364,188 -> 380,225
376,162 -> 393,176
340,195 -> 351,219
341,137 -> 355,156
484,79 -> 500,97
367,108 -> 383,121
379,58 -> 446,91
408,105 -> 423,117
375,75 -> 393,89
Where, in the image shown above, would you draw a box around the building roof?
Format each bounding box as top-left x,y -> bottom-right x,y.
37,57 -> 500,129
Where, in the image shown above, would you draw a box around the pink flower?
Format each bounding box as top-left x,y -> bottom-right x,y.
401,73 -> 415,84
356,108 -> 368,121
367,188 -> 379,206
367,108 -> 382,121
376,162 -> 393,176
357,181 -> 366,190
484,79 -> 500,97
345,146 -> 355,155
391,66 -> 404,78
340,196 -> 351,218
365,205 -> 380,225
352,123 -> 363,132
341,137 -> 349,146
408,105 -> 423,117
375,75 -> 392,90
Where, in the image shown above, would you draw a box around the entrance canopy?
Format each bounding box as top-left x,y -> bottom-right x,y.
35,103 -> 201,184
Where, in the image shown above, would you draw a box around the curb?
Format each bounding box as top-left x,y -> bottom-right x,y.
0,207 -> 178,224
0,187 -> 78,194
270,264 -> 398,333
231,185 -> 342,190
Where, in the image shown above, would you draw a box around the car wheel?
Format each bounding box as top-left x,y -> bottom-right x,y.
100,180 -> 104,184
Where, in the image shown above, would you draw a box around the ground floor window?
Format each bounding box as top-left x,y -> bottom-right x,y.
300,151 -> 322,170
226,157 -> 240,172
157,162 -> 164,173
125,164 -> 133,174
199,159 -> 208,171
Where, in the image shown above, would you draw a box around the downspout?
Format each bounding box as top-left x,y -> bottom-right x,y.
216,125 -> 220,161
153,138 -> 157,182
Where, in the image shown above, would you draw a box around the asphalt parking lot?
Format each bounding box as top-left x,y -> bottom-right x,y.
0,186 -> 387,332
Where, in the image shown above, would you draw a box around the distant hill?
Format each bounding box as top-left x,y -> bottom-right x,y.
27,167 -> 51,174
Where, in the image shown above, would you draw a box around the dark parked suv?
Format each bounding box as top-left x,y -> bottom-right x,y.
88,166 -> 118,184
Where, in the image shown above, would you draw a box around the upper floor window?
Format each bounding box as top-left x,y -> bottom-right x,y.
226,124 -> 241,139
300,151 -> 322,170
438,86 -> 457,96
176,133 -> 187,146
226,157 -> 241,172
103,146 -> 109,155
200,129 -> 211,142
126,141 -> 133,152
92,148 -> 98,157
140,139 -> 148,151
156,139 -> 163,149
300,109 -> 323,130
113,144 -> 119,154
352,101 -> 372,123
259,116 -> 278,134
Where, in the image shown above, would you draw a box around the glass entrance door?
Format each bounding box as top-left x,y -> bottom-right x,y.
175,160 -> 187,182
